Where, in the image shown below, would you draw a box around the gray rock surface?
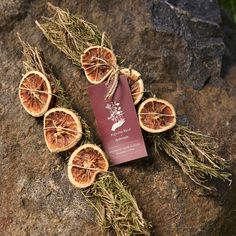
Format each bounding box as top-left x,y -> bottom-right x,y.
151,0 -> 224,90
0,0 -> 29,29
0,0 -> 236,235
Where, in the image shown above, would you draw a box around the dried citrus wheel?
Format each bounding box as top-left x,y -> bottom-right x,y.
120,68 -> 144,105
19,70 -> 52,117
138,98 -> 176,133
81,46 -> 117,84
44,107 -> 82,153
67,144 -> 109,188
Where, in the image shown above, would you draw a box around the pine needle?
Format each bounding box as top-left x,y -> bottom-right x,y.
84,172 -> 151,236
35,3 -> 112,68
151,125 -> 232,190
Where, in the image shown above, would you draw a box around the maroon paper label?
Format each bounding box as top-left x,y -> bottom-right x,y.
88,76 -> 148,165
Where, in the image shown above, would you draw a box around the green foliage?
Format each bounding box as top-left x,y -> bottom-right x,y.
219,0 -> 236,23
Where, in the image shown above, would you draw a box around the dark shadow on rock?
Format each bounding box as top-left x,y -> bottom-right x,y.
220,8 -> 236,77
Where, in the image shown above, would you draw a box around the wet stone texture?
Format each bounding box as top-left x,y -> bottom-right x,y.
0,0 -> 236,235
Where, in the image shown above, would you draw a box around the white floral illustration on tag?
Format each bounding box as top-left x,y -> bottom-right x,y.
106,101 -> 125,131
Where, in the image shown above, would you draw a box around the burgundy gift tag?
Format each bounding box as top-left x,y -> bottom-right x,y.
88,75 -> 148,165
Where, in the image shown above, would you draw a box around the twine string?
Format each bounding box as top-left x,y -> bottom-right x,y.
96,32 -> 121,100
105,65 -> 120,100
68,163 -> 108,172
19,87 -> 63,99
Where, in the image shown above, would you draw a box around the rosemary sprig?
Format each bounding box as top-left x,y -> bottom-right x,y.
85,172 -> 151,236
18,36 -> 150,235
35,3 -> 112,68
151,125 -> 232,190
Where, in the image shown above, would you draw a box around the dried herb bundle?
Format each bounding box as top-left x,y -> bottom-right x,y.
152,125 -> 231,190
18,36 -> 150,235
35,3 -> 111,68
18,34 -> 92,144
36,4 -> 232,189
86,172 -> 150,236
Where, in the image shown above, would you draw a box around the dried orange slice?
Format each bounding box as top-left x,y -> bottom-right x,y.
120,68 -> 144,105
67,144 -> 109,188
138,98 -> 176,133
44,107 -> 82,152
19,70 -> 52,117
81,46 -> 117,84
